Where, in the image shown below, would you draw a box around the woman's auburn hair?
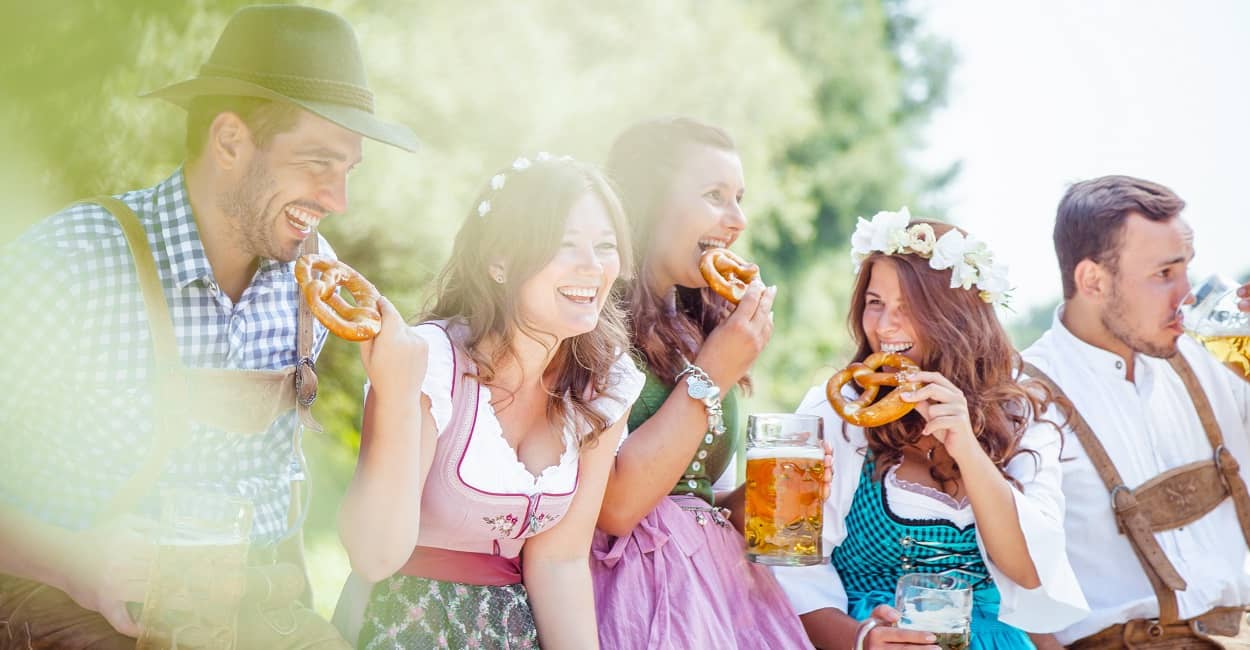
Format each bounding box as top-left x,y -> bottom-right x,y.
606,115 -> 749,390
846,219 -> 1068,485
421,157 -> 634,448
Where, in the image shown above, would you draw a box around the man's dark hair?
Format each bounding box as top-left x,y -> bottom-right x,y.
1054,175 -> 1186,299
185,96 -> 302,158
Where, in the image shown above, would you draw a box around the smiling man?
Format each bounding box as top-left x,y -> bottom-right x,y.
1022,175 -> 1250,648
0,5 -> 416,648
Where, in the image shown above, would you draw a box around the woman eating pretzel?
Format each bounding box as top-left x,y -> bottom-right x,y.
337,154 -> 645,649
774,210 -> 1089,649
589,116 -> 819,648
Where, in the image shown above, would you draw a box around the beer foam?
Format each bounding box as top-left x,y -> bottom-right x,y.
160,532 -> 249,546
746,446 -> 825,460
898,604 -> 970,633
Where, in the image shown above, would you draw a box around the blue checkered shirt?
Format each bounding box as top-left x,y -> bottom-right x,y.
0,170 -> 330,543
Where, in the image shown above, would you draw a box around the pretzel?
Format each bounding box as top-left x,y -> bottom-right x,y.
294,255 -> 382,341
825,352 -> 921,427
699,248 -> 760,304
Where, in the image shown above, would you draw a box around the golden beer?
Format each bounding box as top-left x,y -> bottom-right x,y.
135,537 -> 249,650
744,446 -> 824,566
1192,334 -> 1250,380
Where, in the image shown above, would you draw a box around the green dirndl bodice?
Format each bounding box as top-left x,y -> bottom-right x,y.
627,368 -> 740,505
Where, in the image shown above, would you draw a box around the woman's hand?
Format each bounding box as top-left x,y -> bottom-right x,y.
860,604 -> 940,650
694,283 -> 777,388
358,297 -> 428,402
899,370 -> 981,464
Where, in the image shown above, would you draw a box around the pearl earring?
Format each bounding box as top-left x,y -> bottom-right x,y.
494,274 -> 505,284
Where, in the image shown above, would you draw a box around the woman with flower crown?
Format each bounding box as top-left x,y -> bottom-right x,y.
589,116 -> 818,648
773,210 -> 1089,649
337,154 -> 645,649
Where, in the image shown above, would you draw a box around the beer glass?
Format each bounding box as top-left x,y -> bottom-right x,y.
744,413 -> 825,566
136,489 -> 253,650
895,572 -> 973,650
1182,274 -> 1250,380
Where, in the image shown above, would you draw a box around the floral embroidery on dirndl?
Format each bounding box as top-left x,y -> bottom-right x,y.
357,574 -> 537,650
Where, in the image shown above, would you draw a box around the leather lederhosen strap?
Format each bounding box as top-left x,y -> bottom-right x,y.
1068,606 -> 1247,650
82,196 -> 320,522
1022,357 -> 1250,629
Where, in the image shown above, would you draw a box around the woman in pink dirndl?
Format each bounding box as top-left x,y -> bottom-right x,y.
339,155 -> 644,649
590,117 -> 819,649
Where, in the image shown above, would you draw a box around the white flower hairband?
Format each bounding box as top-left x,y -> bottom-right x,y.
849,207 -> 1013,309
477,152 -> 575,218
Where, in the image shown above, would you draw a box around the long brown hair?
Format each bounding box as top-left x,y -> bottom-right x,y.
847,220 -> 1062,483
421,157 -> 634,447
605,116 -> 747,388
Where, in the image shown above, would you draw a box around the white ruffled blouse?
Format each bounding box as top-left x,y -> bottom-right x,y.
411,322 -> 645,495
773,385 -> 1090,634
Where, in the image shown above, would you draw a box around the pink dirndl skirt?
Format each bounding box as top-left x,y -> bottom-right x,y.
590,494 -> 815,649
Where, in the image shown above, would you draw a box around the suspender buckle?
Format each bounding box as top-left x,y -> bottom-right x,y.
295,356 -> 317,408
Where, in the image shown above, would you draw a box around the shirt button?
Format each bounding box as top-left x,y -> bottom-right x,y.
691,461 -> 701,471
704,434 -> 714,444
1115,360 -> 1123,370
687,480 -> 698,489
207,282 -> 219,296
697,450 -> 708,459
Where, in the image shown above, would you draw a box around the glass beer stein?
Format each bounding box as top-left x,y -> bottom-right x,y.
895,572 -> 974,650
136,489 -> 253,650
744,413 -> 825,566
1182,274 -> 1250,380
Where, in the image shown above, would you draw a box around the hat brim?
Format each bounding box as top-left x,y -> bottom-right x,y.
142,76 -> 420,153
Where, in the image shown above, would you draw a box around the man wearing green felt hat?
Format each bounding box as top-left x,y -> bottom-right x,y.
0,5 -> 415,648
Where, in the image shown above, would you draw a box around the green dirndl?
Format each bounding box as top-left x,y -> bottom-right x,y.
833,456 -> 1035,650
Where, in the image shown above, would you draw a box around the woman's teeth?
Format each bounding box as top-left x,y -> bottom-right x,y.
698,239 -> 727,250
881,342 -> 913,353
558,287 -> 598,304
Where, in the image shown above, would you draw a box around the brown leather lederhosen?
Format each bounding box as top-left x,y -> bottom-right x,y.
1024,357 -> 1250,649
0,196 -> 334,649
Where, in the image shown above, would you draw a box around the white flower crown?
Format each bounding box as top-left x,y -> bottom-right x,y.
849,207 -> 1013,309
477,152 -> 575,218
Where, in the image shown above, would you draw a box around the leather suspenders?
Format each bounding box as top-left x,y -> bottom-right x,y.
1023,357 -> 1250,624
81,196 -> 320,521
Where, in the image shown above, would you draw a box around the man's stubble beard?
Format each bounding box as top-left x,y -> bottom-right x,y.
217,154 -> 295,263
1102,278 -> 1180,360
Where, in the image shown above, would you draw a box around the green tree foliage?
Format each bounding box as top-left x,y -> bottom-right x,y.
1,0 -> 952,613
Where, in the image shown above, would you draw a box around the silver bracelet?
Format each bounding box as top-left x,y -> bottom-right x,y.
675,361 -> 726,435
854,618 -> 878,650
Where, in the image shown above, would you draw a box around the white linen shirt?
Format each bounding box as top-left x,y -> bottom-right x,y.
772,385 -> 1089,634
1022,308 -> 1250,644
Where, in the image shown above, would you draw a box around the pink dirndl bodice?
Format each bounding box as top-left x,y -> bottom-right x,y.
397,323 -> 578,585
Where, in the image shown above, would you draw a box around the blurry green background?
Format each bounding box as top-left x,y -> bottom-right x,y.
1,0 -> 979,617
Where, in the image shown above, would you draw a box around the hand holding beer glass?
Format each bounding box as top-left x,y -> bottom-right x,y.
1182,274 -> 1250,380
136,489 -> 253,650
895,572 -> 973,650
744,413 -> 826,566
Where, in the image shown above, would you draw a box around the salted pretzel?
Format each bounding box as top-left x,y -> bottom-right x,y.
699,248 -> 760,305
825,352 -> 921,427
294,255 -> 382,341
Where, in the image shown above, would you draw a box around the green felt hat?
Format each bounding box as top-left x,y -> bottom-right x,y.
144,4 -> 418,152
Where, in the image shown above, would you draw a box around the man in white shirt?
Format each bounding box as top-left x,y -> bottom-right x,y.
1023,174 -> 1250,648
